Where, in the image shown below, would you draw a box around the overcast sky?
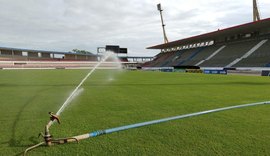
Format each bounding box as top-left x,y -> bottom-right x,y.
0,0 -> 269,56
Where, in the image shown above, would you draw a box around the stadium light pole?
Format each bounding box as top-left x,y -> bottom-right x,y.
253,0 -> 261,22
157,3 -> 169,44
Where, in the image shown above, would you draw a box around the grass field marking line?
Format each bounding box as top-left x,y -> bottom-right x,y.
71,101 -> 269,140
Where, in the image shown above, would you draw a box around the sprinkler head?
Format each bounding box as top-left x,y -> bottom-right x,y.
49,112 -> 60,124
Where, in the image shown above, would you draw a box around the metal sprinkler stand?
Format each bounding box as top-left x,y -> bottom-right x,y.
23,112 -> 78,156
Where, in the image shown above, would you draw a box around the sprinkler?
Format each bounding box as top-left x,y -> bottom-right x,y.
23,112 -> 78,156
23,101 -> 270,155
24,52 -> 120,155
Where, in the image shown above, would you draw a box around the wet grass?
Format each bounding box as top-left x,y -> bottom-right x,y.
0,69 -> 269,155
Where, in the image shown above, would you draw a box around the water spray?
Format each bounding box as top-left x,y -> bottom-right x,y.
23,101 -> 270,155
47,52 -> 115,128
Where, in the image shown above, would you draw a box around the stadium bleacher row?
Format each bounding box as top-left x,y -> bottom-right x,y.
144,38 -> 270,68
0,61 -> 121,69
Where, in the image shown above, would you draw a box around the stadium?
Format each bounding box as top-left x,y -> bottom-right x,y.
0,1 -> 270,156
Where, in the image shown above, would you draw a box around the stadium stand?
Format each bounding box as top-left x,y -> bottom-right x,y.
180,47 -> 205,66
169,49 -> 201,66
143,52 -> 172,67
158,51 -> 179,67
145,18 -> 270,68
226,39 -> 268,67
0,46 -> 153,68
0,60 -> 122,69
194,45 -> 226,66
235,39 -> 270,67
200,40 -> 260,67
0,46 -> 98,62
159,51 -> 180,67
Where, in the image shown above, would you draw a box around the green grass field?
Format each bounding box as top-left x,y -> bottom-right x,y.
0,69 -> 269,156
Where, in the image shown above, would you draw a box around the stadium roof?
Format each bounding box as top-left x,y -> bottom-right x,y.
147,18 -> 270,49
0,46 -> 95,56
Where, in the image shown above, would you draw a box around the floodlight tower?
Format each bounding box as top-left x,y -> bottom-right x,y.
253,0 -> 261,22
157,3 -> 169,44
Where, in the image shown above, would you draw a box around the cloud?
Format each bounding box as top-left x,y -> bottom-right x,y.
0,0 -> 269,56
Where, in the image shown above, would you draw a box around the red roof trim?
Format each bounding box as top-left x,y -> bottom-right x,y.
147,17 -> 270,49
